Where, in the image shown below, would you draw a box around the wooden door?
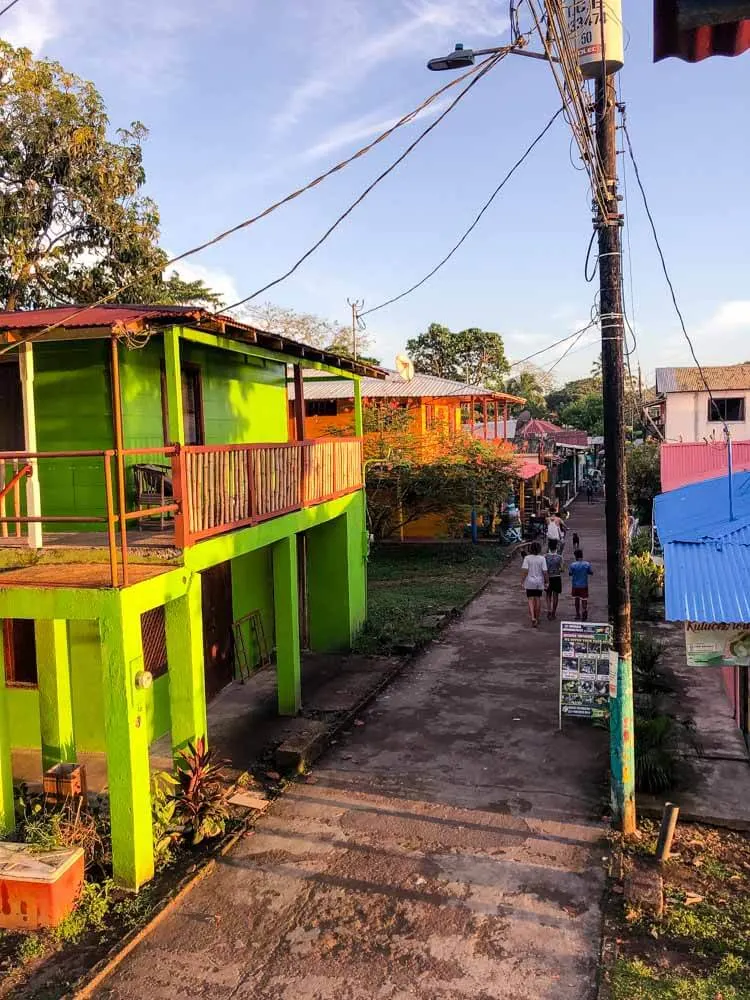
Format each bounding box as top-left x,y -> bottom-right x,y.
201,562 -> 234,700
0,363 -> 23,451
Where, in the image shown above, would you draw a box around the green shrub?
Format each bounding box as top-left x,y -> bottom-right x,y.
630,553 -> 664,620
630,528 -> 651,557
635,714 -> 678,793
15,933 -> 46,963
53,880 -> 113,944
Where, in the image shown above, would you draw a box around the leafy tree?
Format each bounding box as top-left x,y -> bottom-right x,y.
244,301 -> 378,361
560,392 -> 604,435
546,375 -> 602,418
0,42 -> 218,310
406,322 -> 509,390
627,441 -> 661,522
505,365 -> 552,417
365,431 -> 517,539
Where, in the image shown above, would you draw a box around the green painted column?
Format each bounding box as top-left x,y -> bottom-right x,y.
272,534 -> 301,716
99,597 -> 154,890
307,500 -> 367,651
353,377 -> 363,437
163,326 -> 185,445
0,638 -> 15,835
35,620 -> 76,772
165,575 -> 207,756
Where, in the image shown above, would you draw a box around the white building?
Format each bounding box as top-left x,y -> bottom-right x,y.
655,365 -> 750,442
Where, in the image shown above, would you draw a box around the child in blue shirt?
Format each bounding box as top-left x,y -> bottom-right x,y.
568,548 -> 594,621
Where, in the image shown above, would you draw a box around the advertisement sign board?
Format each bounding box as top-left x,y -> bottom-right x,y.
559,620 -> 613,727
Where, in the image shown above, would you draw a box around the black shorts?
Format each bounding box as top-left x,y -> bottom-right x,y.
525,588 -> 543,598
547,577 -> 562,594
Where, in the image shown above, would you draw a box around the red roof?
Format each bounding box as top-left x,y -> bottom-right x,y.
654,0 -> 750,62
661,440 -> 750,492
516,458 -> 546,481
0,304 -> 206,331
518,418 -> 561,438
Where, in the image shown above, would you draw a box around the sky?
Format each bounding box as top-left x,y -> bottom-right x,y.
4,0 -> 750,387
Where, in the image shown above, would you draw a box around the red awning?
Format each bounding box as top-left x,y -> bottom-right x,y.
654,0 -> 750,61
516,459 -> 546,481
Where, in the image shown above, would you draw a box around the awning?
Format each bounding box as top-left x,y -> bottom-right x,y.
516,459 -> 546,481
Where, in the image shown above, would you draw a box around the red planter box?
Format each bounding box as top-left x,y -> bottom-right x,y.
0,844 -> 84,930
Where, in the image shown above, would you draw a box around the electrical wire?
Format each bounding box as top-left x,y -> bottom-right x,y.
0,54 -> 499,358
358,105 -> 564,319
544,324 -> 594,376
223,50 -> 512,312
0,0 -> 23,17
508,315 -> 600,371
622,121 -> 727,433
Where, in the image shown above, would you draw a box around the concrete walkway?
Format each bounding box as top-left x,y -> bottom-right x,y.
95,500 -> 610,1000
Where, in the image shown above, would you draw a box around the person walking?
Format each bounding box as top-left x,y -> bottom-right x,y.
545,538 -> 563,620
546,513 -> 561,553
521,541 -> 548,628
568,548 -> 594,621
586,480 -> 594,504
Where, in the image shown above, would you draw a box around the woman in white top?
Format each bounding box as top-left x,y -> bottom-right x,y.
546,512 -> 567,553
521,541 -> 549,627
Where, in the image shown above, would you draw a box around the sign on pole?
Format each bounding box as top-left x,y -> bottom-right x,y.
685,622 -> 750,666
559,620 -> 613,728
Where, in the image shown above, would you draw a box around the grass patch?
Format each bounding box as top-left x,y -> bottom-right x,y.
608,822 -> 750,1000
355,544 -> 507,655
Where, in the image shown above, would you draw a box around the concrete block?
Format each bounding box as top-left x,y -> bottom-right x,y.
623,867 -> 664,917
274,721 -> 329,774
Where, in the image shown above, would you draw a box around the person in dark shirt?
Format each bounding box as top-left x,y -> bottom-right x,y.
544,539 -> 563,620
568,548 -> 594,621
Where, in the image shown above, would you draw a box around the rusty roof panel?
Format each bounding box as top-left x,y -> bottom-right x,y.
656,365 -> 750,393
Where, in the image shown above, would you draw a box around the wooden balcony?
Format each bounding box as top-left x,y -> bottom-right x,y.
0,438 -> 363,588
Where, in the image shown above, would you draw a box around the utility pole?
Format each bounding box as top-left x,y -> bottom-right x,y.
347,298 -> 364,361
595,72 -> 636,835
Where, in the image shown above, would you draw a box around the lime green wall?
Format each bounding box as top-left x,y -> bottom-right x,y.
231,547 -> 275,673
6,686 -> 40,747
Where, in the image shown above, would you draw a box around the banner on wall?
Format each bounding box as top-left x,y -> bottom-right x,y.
685,622 -> 750,667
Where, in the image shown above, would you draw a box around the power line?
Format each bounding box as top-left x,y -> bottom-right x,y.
544,323 -> 596,376
0,0 -> 23,17
508,316 -> 599,371
223,50 -> 511,312
0,54 -> 498,358
622,121 -> 726,431
357,105 -> 564,319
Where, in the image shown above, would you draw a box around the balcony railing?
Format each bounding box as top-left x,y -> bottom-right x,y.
0,438 -> 363,587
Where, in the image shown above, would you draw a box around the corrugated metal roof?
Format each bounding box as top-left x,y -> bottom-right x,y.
290,370 -> 525,402
0,305 -> 385,379
470,419 -> 518,440
654,1 -> 750,63
655,364 -> 750,393
654,471 -> 750,543
661,440 -> 750,492
516,458 -> 546,481
663,540 -> 750,623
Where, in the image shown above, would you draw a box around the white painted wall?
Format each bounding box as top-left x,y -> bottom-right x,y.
664,390 -> 750,442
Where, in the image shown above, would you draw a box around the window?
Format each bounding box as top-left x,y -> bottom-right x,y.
141,607 -> 168,680
161,365 -> 205,445
2,619 -> 37,686
305,400 -> 337,417
708,397 -> 746,423
425,404 -> 436,430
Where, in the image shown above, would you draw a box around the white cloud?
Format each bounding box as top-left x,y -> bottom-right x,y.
3,0 -> 60,52
702,300 -> 750,334
299,97 -> 449,161
271,0 -> 508,135
165,259 -> 241,308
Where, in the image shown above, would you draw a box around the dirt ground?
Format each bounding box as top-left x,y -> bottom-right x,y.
91,500 -> 611,1000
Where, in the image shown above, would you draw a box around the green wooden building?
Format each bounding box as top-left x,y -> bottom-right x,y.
0,305 -> 380,889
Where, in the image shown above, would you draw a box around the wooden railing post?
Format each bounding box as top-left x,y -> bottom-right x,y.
103,452 -> 119,588
172,444 -> 187,548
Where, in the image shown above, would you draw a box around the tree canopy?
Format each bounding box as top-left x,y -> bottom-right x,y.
627,441 -> 661,522
559,393 -> 604,435
505,365 -> 552,417
0,42 -> 219,310
406,323 -> 510,390
244,302 -> 379,362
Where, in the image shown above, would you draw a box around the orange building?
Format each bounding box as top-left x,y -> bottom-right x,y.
288,370 -> 526,539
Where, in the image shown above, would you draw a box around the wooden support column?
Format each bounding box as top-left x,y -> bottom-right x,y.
163,327 -> 185,445
519,479 -> 526,520
19,342 -> 42,549
99,597 -> 154,890
503,402 -> 508,442
494,401 -> 499,440
293,364 -> 306,441
272,535 -> 301,716
110,338 -> 130,587
353,378 -> 363,437
0,639 -> 14,835
35,620 -> 76,773
482,398 -> 488,440
165,575 -> 207,756
470,396 -> 475,436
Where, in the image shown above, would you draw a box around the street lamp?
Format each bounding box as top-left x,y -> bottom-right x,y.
427,40 -> 557,71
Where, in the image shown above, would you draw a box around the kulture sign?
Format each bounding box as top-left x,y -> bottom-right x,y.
685,622 -> 750,667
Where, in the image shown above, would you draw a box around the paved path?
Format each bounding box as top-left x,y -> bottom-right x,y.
96,500 -> 610,1000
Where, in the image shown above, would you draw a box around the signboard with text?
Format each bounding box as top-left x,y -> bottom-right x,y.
685,622 -> 750,667
559,620 -> 613,726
